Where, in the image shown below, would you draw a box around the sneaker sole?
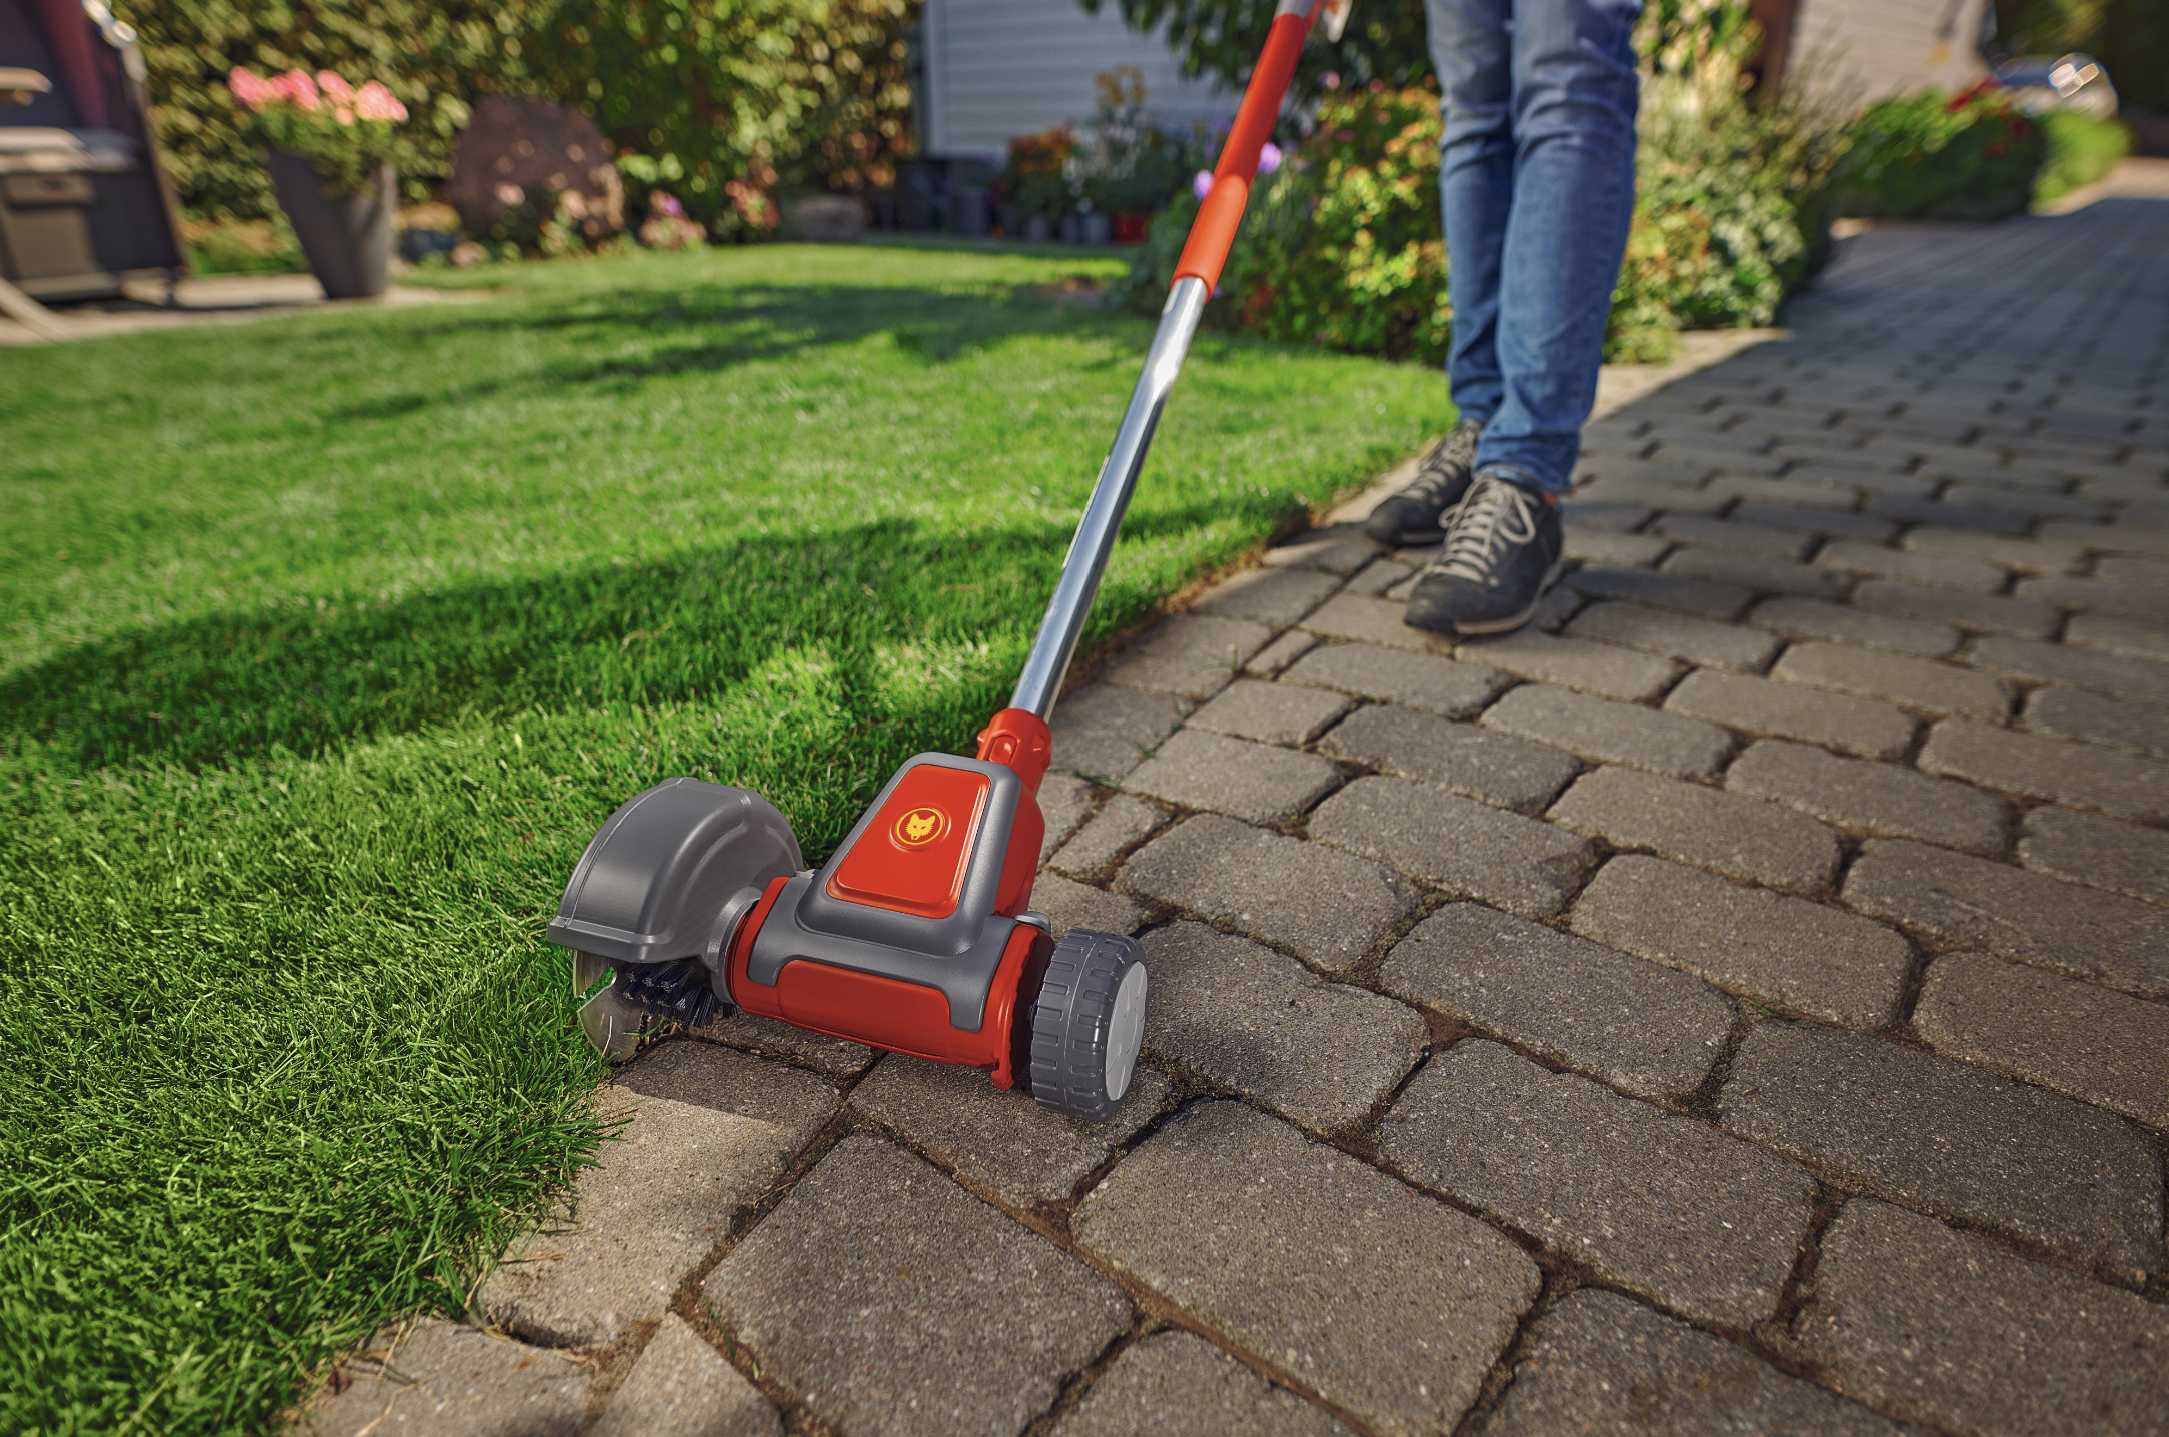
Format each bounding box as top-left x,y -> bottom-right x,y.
1446,557 -> 1567,635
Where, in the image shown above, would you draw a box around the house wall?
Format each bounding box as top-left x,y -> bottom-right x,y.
921,0 -> 1232,162
1786,0 -> 1993,104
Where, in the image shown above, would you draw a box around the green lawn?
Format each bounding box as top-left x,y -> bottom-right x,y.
0,242 -> 1445,1435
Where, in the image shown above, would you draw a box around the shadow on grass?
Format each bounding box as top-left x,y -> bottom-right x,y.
1,499 -> 1284,775
333,281 -> 1145,422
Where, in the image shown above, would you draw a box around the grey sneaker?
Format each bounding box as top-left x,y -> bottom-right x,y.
1363,419 -> 1485,546
1403,472 -> 1565,635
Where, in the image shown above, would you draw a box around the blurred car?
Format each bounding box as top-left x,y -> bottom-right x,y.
1990,52 -> 2120,119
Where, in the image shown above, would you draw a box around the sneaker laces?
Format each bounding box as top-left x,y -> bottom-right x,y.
1399,422 -> 1483,507
1430,475 -> 1544,586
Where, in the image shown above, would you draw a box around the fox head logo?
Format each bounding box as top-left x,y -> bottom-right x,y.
895,806 -> 945,848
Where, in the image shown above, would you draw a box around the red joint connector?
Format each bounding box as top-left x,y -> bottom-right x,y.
974,708 -> 1053,798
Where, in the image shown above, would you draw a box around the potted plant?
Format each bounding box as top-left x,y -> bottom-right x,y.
229,68 -> 410,298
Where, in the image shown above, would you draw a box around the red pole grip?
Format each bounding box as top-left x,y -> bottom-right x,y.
1172,6 -> 1317,292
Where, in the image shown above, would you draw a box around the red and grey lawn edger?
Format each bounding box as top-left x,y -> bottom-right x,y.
545,0 -> 1353,1120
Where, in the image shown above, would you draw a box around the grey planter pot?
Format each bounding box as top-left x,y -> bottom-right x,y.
267,151 -> 393,299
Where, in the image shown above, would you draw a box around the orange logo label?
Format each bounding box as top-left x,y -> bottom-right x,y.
893,805 -> 947,849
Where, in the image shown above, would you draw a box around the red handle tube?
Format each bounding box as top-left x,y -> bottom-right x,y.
1172,2 -> 1321,291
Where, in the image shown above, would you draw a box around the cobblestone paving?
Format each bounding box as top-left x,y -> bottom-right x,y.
307,202 -> 2169,1436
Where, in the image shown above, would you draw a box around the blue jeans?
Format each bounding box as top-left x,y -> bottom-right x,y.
1427,0 -> 1642,495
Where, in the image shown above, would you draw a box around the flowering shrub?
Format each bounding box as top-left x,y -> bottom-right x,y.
638,193 -> 709,250
1840,84 -> 2048,221
1002,126 -> 1078,225
227,67 -> 409,195
1001,71 -> 1203,225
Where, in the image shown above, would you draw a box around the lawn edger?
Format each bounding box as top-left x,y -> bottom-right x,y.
545,0 -> 1353,1120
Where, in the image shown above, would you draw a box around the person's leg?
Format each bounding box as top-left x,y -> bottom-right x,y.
1363,0 -> 1515,548
1429,0 -> 1517,429
1472,0 -> 1643,495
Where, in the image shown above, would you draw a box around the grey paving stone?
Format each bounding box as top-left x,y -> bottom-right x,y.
1123,730 -> 1343,825
1815,540 -> 2005,591
1651,514 -> 1816,559
1383,1043 -> 1814,1328
1853,580 -> 2061,640
1903,527 -> 2088,573
2068,610 -> 2169,663
692,1012 -> 877,1078
2020,577 -> 2169,622
1665,668 -> 1918,760
1479,682 -> 1733,778
1915,953 -> 2169,1131
1785,464 -> 1936,497
1565,526 -> 1670,566
1563,563 -> 1757,618
851,1055 -> 1165,1208
1550,765 -> 1840,893
1263,528 -> 1382,576
1311,775 -> 1595,918
1570,855 -> 1911,1029
1456,629 -> 1683,701
2096,555 -> 2169,585
1845,837 -> 2168,997
1050,683 -> 1191,783
1725,739 -> 2011,853
1661,546 -> 1851,599
304,1322 -> 590,1437
1719,1022 -> 2163,1271
2021,806 -> 2169,905
2046,517 -> 2169,556
591,1315 -> 780,1437
1732,502 -> 1899,541
1919,718 -> 2169,821
1572,477 -> 1730,514
1245,628 -> 1320,677
1773,640 -> 2011,719
1748,596 -> 1961,657
1073,1100 -> 1540,1437
1486,1290 -> 1905,1437
1279,640 -> 1508,717
483,1046 -> 839,1346
1138,922 -> 1426,1133
1106,615 -> 1276,700
1050,793 -> 1163,879
1039,773 -> 1102,863
2024,684 -> 2169,759
1187,677 -> 1354,746
1196,566 -> 1341,627
1559,600 -> 1774,674
707,1135 -> 1130,1437
1321,703 -> 1581,812
1945,483 -> 2109,521
1344,556 -> 1419,597
1973,634 -> 2169,702
1794,1200 -> 2169,1436
1561,499 -> 1656,531
1869,494 -> 2036,535
1378,904 -> 1733,1101
1031,873 -> 1145,939
1300,592 -> 1455,653
1704,475 -> 1862,510
1117,814 -> 1420,973
1054,1331 -> 1355,1437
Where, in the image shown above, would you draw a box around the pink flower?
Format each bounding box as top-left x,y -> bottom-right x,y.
354,81 -> 408,123
1258,142 -> 1283,175
228,67 -> 275,109
1193,169 -> 1215,199
653,192 -> 685,218
495,182 -> 524,206
317,72 -> 356,104
268,69 -> 320,111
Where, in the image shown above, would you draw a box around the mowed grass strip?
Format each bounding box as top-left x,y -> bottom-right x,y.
0,243 -> 1444,1434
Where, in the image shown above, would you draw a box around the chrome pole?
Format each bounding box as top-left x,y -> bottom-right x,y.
1009,275 -> 1211,718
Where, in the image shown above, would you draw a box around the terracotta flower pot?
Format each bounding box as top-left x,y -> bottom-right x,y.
266,151 -> 393,299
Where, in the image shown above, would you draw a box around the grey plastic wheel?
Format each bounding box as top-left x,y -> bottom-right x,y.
1028,930 -> 1148,1122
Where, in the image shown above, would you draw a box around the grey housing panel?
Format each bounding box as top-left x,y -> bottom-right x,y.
547,778 -> 802,966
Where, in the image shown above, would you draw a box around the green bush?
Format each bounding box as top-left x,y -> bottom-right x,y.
1840,86 -> 2048,220
121,0 -> 917,229
2033,108 -> 2131,205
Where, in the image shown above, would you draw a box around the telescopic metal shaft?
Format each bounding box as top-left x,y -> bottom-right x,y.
1007,275 -> 1209,718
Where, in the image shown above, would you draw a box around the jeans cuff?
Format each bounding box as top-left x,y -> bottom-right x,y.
1478,462 -> 1564,498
